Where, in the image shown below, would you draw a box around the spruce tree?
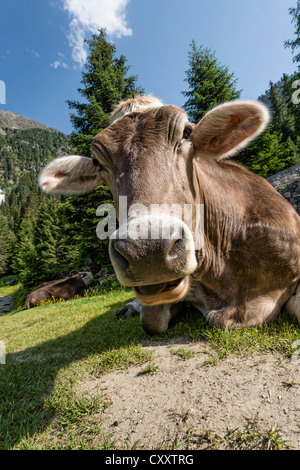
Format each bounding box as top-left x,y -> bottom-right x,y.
182,40 -> 242,122
285,1 -> 300,66
235,76 -> 299,177
33,197 -> 63,282
235,125 -> 298,178
0,213 -> 15,275
267,81 -> 296,141
67,28 -> 144,156
12,209 -> 37,287
283,4 -> 300,162
64,29 -> 144,269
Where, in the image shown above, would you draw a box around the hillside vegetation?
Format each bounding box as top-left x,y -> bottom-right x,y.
0,122 -> 73,191
0,114 -> 77,280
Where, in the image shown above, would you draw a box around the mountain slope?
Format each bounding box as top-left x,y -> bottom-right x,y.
0,109 -> 58,133
0,110 -> 74,192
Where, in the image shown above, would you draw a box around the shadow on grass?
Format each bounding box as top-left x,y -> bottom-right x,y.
0,298 -> 204,449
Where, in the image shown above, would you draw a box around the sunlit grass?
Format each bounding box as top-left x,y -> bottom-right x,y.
0,280 -> 20,298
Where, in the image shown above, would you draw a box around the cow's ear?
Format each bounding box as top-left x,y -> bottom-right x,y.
39,156 -> 103,195
191,101 -> 270,160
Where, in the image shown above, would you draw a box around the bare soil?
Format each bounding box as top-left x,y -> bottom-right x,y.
79,339 -> 300,450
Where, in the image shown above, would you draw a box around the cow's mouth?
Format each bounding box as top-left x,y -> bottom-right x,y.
134,277 -> 189,306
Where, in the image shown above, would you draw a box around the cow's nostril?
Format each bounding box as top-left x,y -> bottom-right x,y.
167,238 -> 185,261
111,240 -> 131,270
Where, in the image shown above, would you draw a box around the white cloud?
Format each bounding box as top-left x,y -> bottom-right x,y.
50,60 -> 69,69
25,48 -> 40,58
61,0 -> 132,66
50,51 -> 69,70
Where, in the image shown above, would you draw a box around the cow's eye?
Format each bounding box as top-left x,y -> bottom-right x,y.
182,125 -> 193,140
92,158 -> 103,171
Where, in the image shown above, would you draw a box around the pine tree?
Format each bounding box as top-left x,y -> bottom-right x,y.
67,29 -> 144,156
0,213 -> 15,275
236,124 -> 298,178
33,197 -> 62,282
182,40 -> 242,122
64,29 -> 144,269
267,80 -> 296,141
12,209 -> 37,286
285,1 -> 300,66
58,187 -> 112,270
244,74 -> 300,176
1,173 -> 43,232
282,4 -> 300,163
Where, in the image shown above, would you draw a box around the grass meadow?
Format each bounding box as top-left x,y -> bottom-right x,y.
0,281 -> 299,449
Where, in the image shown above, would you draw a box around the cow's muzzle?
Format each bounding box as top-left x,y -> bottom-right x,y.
109,214 -> 197,303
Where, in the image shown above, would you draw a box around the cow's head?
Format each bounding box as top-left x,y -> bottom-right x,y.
39,95 -> 269,333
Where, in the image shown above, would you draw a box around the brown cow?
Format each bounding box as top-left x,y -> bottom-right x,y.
38,95 -> 300,334
25,271 -> 93,308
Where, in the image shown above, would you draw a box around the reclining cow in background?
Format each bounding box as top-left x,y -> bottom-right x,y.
26,271 -> 93,308
38,95 -> 300,334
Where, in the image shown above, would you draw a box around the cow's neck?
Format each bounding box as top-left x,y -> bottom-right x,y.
194,159 -> 243,281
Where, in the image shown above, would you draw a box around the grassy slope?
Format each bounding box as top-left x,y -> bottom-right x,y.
0,285 -> 299,449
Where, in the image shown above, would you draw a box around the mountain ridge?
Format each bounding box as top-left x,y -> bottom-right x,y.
0,109 -> 62,134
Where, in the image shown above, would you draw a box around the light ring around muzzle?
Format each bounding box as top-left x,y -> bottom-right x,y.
109,214 -> 197,287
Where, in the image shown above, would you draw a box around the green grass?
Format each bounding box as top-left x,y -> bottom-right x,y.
0,285 -> 299,449
138,362 -> 160,375
0,277 -> 20,298
171,421 -> 291,450
170,346 -> 195,361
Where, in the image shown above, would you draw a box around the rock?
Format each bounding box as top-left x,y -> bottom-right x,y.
4,279 -> 17,286
267,163 -> 300,214
107,273 -> 117,280
95,269 -> 110,278
0,295 -> 12,315
84,257 -> 92,266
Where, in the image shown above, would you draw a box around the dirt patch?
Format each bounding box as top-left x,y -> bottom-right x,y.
78,340 -> 300,449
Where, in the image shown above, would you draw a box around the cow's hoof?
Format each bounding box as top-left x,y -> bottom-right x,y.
115,299 -> 142,320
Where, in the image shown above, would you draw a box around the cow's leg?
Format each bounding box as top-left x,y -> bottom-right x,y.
204,306 -> 262,329
285,282 -> 300,322
115,298 -> 142,319
205,305 -> 280,329
140,303 -> 184,335
204,286 -> 299,329
204,298 -> 276,329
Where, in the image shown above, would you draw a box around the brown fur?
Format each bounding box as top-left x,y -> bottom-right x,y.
191,100 -> 269,158
110,94 -> 163,123
25,274 -> 86,308
38,96 -> 300,333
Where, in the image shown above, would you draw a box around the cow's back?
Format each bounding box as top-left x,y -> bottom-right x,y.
25,274 -> 87,308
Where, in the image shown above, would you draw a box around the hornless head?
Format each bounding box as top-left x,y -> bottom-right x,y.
39,95 -> 269,321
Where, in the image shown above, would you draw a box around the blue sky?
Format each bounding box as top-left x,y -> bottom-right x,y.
0,0 -> 298,135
